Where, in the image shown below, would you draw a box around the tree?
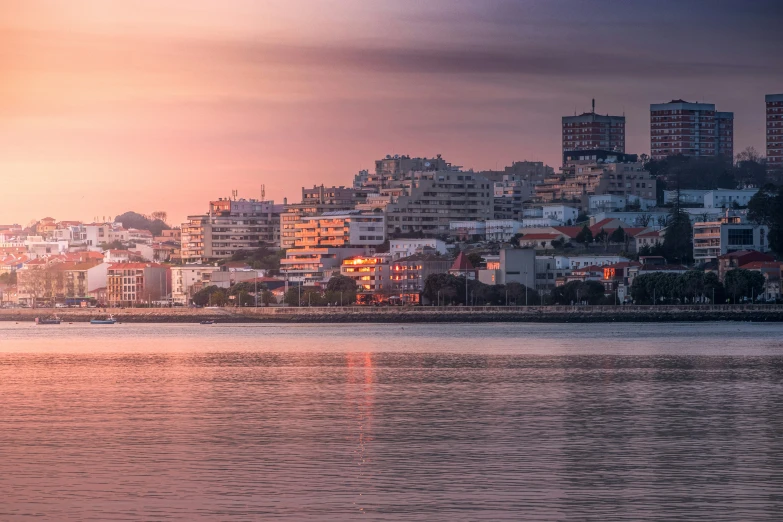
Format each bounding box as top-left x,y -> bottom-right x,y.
0,271 -> 17,285
630,271 -> 726,304
661,206 -> 692,264
115,211 -> 171,236
637,213 -> 653,227
261,290 -> 275,306
734,147 -> 768,188
748,184 -> 783,257
467,253 -> 484,267
192,285 -> 224,306
284,286 -> 302,307
211,289 -> 228,307
724,269 -> 765,302
703,272 -> 726,304
422,273 -> 463,305
594,228 -> 609,251
99,240 -> 126,251
575,226 -> 593,247
325,275 -> 357,305
609,226 -> 626,245
551,280 -> 605,305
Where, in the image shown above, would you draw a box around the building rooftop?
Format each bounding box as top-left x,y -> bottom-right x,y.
450,252 -> 475,272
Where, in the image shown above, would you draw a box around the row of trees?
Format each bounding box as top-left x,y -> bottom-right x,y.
283,275 -> 358,306
115,211 -> 171,237
192,282 -> 275,307
630,270 -> 766,304
421,273 -> 539,306
224,247 -> 285,275
646,148 -> 771,193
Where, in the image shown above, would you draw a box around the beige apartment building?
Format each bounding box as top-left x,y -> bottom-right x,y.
107,263 -> 170,306
181,198 -> 283,263
386,171 -> 493,236
170,264 -> 221,304
280,186 -> 370,249
535,151 -> 656,211
340,254 -> 391,294
294,211 -> 386,249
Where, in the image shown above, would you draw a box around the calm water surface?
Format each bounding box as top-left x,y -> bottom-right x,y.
1,322 -> 782,521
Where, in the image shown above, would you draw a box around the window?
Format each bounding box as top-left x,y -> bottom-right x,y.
727,228 -> 753,246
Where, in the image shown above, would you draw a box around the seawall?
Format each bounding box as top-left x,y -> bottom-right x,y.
3,305 -> 783,323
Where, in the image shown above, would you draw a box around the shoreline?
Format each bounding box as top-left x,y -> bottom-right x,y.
3,305 -> 783,323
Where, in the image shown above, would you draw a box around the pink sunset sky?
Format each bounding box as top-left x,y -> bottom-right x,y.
2,0 -> 782,226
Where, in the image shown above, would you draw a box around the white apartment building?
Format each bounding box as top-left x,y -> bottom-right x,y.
170,265 -> 221,304
693,213 -> 769,263
703,188 -> 759,209
542,204 -> 579,224
589,194 -> 626,213
389,239 -> 448,259
84,223 -> 128,248
450,220 -> 486,240
663,189 -> 709,205
485,220 -> 523,242
181,198 -> 283,263
520,218 -> 562,228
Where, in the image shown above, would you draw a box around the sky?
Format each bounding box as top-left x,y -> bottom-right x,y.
2,0 -> 782,226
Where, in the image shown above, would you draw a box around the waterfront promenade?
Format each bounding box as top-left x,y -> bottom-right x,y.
3,304 -> 783,323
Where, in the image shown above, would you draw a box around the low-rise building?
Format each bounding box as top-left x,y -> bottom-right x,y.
703,189 -> 759,209
170,265 -> 222,304
389,253 -> 452,304
389,239 -> 448,259
340,254 -> 391,295
516,233 -> 568,250
106,263 -> 170,306
635,229 -> 664,251
542,204 -> 578,224
739,261 -> 782,301
485,220 -> 523,242
280,247 -> 366,285
717,250 -> 776,282
450,220 -> 486,241
693,213 -> 769,263
478,248 -> 536,288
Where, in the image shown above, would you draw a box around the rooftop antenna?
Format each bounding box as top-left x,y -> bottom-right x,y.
232,189 -> 238,200
592,98 -> 595,114
261,184 -> 266,201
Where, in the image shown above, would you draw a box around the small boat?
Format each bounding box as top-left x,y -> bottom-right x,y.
91,315 -> 117,325
35,316 -> 61,325
199,320 -> 215,325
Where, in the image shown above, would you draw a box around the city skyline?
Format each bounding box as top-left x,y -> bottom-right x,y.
3,0 -> 783,225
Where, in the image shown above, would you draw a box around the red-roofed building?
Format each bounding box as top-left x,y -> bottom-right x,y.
448,252 -> 478,280
718,250 -> 775,281
37,217 -> 57,237
517,232 -> 569,250
739,261 -> 782,301
635,229 -> 664,250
